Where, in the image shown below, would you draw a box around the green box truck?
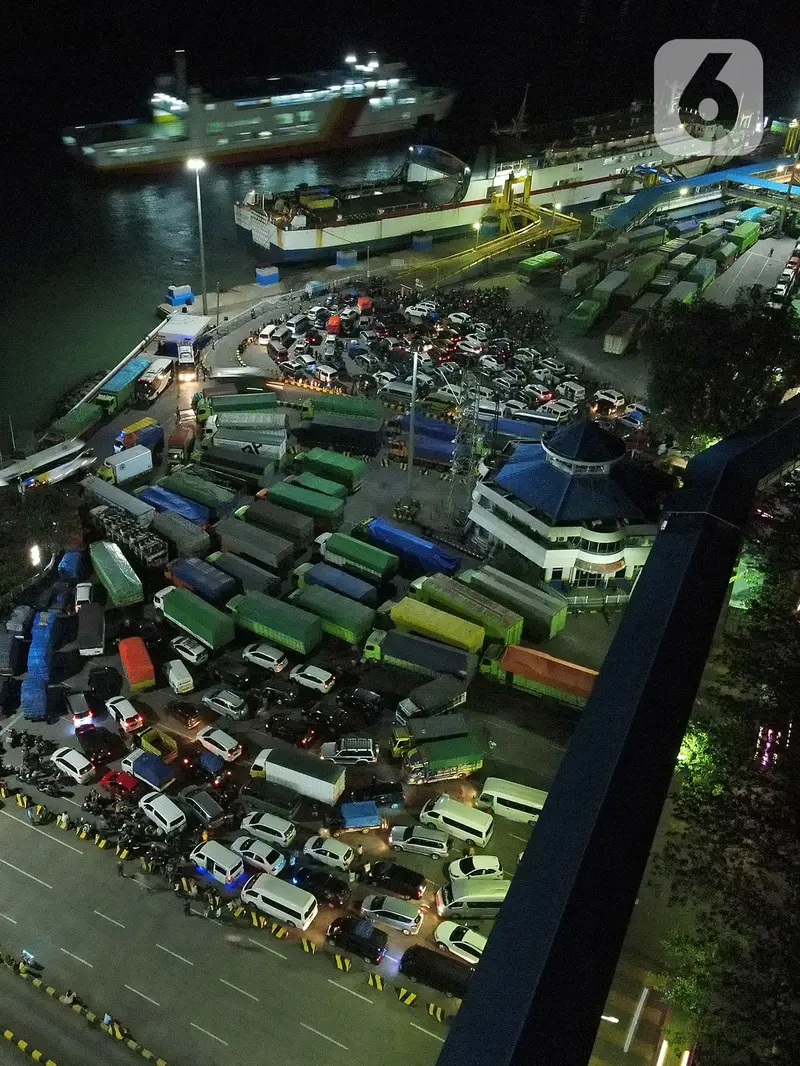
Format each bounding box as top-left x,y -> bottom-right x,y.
649,270 -> 680,293
235,498 -> 315,547
625,224 -> 666,249
94,357 -> 152,415
630,291 -> 663,315
712,241 -> 739,270
668,252 -> 698,277
408,573 -> 523,645
315,532 -> 399,582
290,471 -> 347,499
390,597 -> 485,654
89,541 -> 143,607
662,280 -> 698,308
227,591 -> 323,654
687,257 -> 717,292
603,312 -> 643,355
730,221 -> 760,252
517,251 -> 562,281
288,585 -> 375,645
300,394 -> 383,421
266,482 -> 344,532
295,448 -> 366,492
152,585 -> 235,649
561,238 -> 606,266
457,565 -> 568,641
687,229 -> 726,255
563,299 -> 604,336
402,735 -> 484,785
160,472 -> 236,517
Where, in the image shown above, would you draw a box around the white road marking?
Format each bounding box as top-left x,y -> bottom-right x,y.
156,944 -> 194,966
124,985 -> 160,1006
220,977 -> 259,1001
1,810 -> 84,853
410,1022 -> 446,1042
300,1023 -> 349,1050
59,797 -> 83,810
0,713 -> 20,736
94,910 -> 125,929
328,978 -> 373,1004
190,1022 -> 228,1046
247,936 -> 286,959
0,858 -> 52,889
509,833 -> 528,842
0,913 -> 17,924
385,953 -> 402,962
60,948 -> 92,968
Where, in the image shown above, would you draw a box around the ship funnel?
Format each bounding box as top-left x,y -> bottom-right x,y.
175,49 -> 187,101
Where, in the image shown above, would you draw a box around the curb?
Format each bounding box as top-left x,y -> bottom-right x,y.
1,1024 -> 57,1065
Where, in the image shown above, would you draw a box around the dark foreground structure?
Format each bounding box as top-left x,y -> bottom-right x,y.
439,396 -> 800,1066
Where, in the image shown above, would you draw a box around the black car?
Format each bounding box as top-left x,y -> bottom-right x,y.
87,666 -> 122,701
326,916 -> 387,964
335,687 -> 384,725
260,679 -> 304,707
346,781 -> 405,811
167,700 -> 205,730
364,860 -> 426,900
208,656 -> 254,690
74,724 -> 125,766
180,748 -> 232,789
300,703 -> 354,737
286,865 -> 351,907
266,714 -> 320,749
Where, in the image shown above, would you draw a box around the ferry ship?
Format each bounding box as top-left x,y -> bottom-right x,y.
61,51 -> 455,174
233,105 -> 742,262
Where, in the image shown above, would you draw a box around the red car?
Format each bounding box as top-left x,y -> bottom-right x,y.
100,770 -> 141,796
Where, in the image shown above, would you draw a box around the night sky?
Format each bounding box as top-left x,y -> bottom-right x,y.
5,0 -> 799,157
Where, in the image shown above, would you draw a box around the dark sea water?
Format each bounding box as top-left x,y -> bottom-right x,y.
1,148 -> 406,434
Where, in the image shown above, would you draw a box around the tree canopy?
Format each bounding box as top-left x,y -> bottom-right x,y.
640,296 -> 800,448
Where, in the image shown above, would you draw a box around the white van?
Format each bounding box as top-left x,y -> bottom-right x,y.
315,364 -> 339,388
435,878 -> 510,920
269,326 -> 295,354
258,324 -> 279,346
240,809 -> 297,849
240,873 -> 318,930
165,659 -> 193,694
476,399 -> 507,421
139,791 -> 186,836
557,380 -> 586,403
378,381 -> 416,403
476,777 -> 548,825
420,796 -> 494,847
286,313 -> 310,336
190,841 -> 245,886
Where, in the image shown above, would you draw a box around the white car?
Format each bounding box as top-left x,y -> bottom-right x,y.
448,855 -> 504,881
478,356 -> 504,373
447,311 -> 471,326
504,399 -> 527,415
201,687 -> 248,720
372,370 -> 398,387
74,583 -> 92,610
434,921 -> 487,965
457,340 -> 483,356
51,746 -> 94,785
230,835 -> 286,876
404,372 -> 435,388
292,340 -> 313,356
196,725 -> 242,762
593,389 -> 626,409
308,305 -> 328,321
539,357 -> 566,375
170,635 -> 209,666
303,835 -> 354,872
241,643 -> 288,673
773,280 -> 791,298
289,664 -> 336,694
105,696 -> 144,734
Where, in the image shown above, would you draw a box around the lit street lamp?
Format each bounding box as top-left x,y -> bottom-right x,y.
186,158 -> 208,314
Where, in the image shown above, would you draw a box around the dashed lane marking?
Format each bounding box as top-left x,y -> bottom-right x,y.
219,978 -> 259,1002
59,948 -> 92,968
0,913 -> 17,924
247,937 -> 286,959
93,910 -> 125,929
124,985 -> 160,1006
0,858 -> 52,889
410,1022 -> 446,1042
1,810 -> 84,853
156,944 -> 194,966
300,1023 -> 349,1050
0,713 -> 20,736
509,834 -> 529,842
190,1022 -> 228,1046
328,979 -> 373,1004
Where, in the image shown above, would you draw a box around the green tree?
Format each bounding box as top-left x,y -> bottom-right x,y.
641,297 -> 800,448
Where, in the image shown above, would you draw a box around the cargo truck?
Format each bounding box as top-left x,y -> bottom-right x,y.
87,507 -> 168,569
668,252 -> 698,277
361,518 -> 461,576
563,299 -> 603,336
517,251 -> 562,282
77,602 -> 105,657
294,561 -> 379,607
166,425 -> 195,467
730,221 -> 760,252
290,471 -> 347,499
89,541 -> 144,607
402,735 -> 484,785
98,445 -> 153,485
630,291 -> 663,315
408,574 -> 522,646
395,676 -> 469,727
118,636 -> 156,692
0,630 -> 23,676
251,746 -> 345,805
294,447 -> 366,491
711,241 -> 739,271
94,357 -> 152,415
390,598 -> 485,654
625,224 -> 665,250
300,394 -> 382,422
363,629 -> 478,681
687,257 -> 717,293
140,727 -> 178,763
295,413 -> 384,456
81,476 -> 155,528
193,392 -> 278,421
121,748 -> 175,791
560,238 -> 606,266
21,678 -> 48,721
235,499 -> 315,547
266,481 -> 344,533
288,585 -> 375,646
138,486 -> 211,526
46,404 -> 104,445
165,557 -> 238,604
160,471 -> 236,517
153,511 -> 211,558
480,643 -> 597,707
114,419 -> 164,454
227,591 -> 323,654
205,411 -> 287,437
559,262 -> 600,297
662,281 -> 698,308
457,566 -> 568,641
315,531 -> 399,583
603,312 -> 642,355
206,551 -> 281,595
153,586 -> 235,650
590,270 -> 629,309
214,516 -> 294,572
687,229 -> 726,256
390,712 -> 470,758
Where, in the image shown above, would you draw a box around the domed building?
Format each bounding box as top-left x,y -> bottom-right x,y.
468,420 -> 673,593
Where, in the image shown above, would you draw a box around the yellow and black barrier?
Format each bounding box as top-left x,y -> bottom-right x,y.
367,973 -> 385,991
397,987 -> 417,1006
333,954 -> 351,972
1,1025 -> 57,1065
74,824 -> 90,840
15,791 -> 29,808
427,1003 -> 449,1023
0,782 -> 14,799
270,922 -> 289,940
115,843 -> 130,859
94,834 -> 109,850
301,939 -> 316,954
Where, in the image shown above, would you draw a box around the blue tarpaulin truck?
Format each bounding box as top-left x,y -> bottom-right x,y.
361,518 -> 461,576
121,749 -> 175,790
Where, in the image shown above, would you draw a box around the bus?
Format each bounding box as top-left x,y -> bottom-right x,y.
0,439 -> 93,490
137,357 -> 174,403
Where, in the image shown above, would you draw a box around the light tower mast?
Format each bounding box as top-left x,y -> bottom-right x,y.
446,371 -> 481,527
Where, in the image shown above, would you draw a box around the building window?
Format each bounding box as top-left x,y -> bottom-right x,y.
573,568 -> 604,588
298,110 -> 314,124
275,113 -> 294,126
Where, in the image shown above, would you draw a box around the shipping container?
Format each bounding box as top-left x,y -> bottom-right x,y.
235,499 -> 315,547
138,485 -> 211,525
118,636 -> 156,693
295,448 -> 366,492
227,591 -> 323,654
165,557 -> 238,603
294,561 -> 379,607
390,598 -> 484,654
458,566 -> 568,641
267,482 -> 344,532
160,471 -> 236,517
153,511 -> 211,558
316,532 -> 399,582
81,476 -> 154,528
559,262 -> 600,297
363,629 -> 478,682
98,445 -> 153,485
480,643 -> 597,706
362,518 -> 461,576
603,312 -> 643,355
288,585 -> 375,645
94,357 -> 152,414
214,516 -> 294,572
89,541 -> 143,606
153,586 -> 235,650
205,551 -> 281,595
408,573 -> 522,645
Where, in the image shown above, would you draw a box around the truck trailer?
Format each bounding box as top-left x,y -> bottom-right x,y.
165,557 -> 238,604
152,511 -> 211,558
408,573 -> 523,646
205,551 -> 281,595
118,636 -> 156,693
363,629 -> 478,682
293,561 -> 379,607
457,566 -> 568,641
294,447 -> 366,491
361,518 -> 461,576
226,591 -> 323,654
81,476 -> 154,528
480,643 -> 597,706
153,586 -> 235,650
138,486 -> 211,526
315,532 -> 399,583
98,445 -> 153,485
94,357 -> 152,415
266,482 -> 344,533
389,712 -> 470,758
402,735 -> 484,785
389,598 -> 485,654
395,676 -> 469,726
287,585 -> 375,646
235,499 -> 315,547
214,516 -> 294,572
89,541 -> 143,607
251,746 -> 345,805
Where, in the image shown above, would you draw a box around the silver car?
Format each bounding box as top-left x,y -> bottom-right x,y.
361,894 -> 423,935
201,686 -> 249,720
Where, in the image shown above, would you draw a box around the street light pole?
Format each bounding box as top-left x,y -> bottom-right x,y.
187,158 -> 208,314
406,347 -> 419,502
